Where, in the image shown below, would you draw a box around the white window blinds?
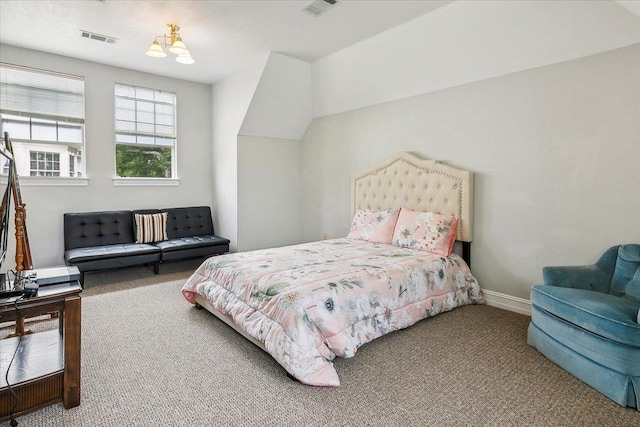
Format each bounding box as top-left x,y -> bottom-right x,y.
114,84 -> 176,146
0,63 -> 85,123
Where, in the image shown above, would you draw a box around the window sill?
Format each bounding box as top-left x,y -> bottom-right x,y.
20,176 -> 89,187
112,177 -> 180,187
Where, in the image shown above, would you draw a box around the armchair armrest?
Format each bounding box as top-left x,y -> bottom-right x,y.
542,265 -> 611,293
542,245 -> 620,293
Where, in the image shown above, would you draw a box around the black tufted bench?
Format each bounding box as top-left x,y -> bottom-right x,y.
64,206 -> 230,284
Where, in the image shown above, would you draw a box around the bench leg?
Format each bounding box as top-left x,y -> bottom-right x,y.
154,262 -> 160,274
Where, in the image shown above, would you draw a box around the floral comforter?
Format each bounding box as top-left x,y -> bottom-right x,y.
182,238 -> 484,386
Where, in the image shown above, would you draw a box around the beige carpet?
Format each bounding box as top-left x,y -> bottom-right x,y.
3,261 -> 639,426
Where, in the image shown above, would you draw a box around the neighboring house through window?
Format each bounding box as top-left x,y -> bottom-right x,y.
69,153 -> 75,177
0,63 -> 85,179
114,83 -> 176,179
30,151 -> 60,176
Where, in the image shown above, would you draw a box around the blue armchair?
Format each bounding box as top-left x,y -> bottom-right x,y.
528,244 -> 640,409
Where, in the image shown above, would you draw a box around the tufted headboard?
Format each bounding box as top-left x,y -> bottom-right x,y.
351,152 -> 474,243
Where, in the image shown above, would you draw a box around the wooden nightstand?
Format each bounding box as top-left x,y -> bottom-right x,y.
0,280 -> 82,421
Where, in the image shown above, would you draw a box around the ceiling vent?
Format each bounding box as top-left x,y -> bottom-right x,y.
80,30 -> 117,44
303,0 -> 341,17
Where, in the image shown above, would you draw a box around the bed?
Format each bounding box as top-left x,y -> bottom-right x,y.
181,152 -> 484,386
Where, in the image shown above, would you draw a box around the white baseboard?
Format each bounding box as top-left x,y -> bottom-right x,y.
482,289 -> 531,316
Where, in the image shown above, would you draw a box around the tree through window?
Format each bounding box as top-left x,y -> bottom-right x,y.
114,84 -> 176,178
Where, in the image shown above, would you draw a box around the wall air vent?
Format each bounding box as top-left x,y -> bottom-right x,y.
303,0 -> 341,17
80,30 -> 117,44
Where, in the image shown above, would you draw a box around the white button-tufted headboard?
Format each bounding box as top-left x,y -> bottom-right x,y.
351,152 -> 474,242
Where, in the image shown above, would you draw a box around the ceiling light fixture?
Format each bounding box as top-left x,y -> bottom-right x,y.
146,24 -> 195,64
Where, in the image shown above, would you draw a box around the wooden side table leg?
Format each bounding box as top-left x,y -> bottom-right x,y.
6,316 -> 32,338
63,296 -> 81,409
15,316 -> 26,335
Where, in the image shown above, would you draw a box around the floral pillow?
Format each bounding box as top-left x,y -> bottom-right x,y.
346,208 -> 400,244
392,208 -> 458,256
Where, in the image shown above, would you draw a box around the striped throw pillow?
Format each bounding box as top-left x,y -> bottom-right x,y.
134,212 -> 168,243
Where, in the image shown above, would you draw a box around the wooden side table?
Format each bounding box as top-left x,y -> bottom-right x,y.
0,281 -> 82,421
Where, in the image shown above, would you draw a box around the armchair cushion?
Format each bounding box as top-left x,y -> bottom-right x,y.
531,285 -> 640,347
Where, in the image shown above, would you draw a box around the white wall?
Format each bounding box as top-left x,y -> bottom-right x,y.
240,52 -> 311,140
301,44 -> 640,301
0,44 -> 213,268
238,135 -> 301,251
312,0 -> 640,118
234,52 -> 311,251
211,53 -> 268,252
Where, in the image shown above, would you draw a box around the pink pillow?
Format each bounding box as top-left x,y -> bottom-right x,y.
392,208 -> 458,256
347,209 -> 400,244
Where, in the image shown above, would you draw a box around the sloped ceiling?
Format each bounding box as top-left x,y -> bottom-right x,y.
0,0 -> 450,84
617,0 -> 640,17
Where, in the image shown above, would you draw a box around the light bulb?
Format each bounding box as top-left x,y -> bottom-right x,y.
175,51 -> 195,65
146,40 -> 167,58
169,39 -> 188,55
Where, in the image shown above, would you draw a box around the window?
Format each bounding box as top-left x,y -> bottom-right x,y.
0,63 -> 85,179
69,154 -> 75,177
114,84 -> 176,179
30,151 -> 60,176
